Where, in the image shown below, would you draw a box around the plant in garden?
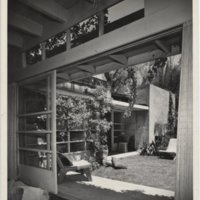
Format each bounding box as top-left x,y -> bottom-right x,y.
104,66 -> 137,118
56,84 -> 112,167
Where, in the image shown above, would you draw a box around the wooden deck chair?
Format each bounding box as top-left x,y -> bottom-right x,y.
57,152 -> 92,184
158,138 -> 177,159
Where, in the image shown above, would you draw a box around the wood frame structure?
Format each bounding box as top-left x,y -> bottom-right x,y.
7,0 -> 194,199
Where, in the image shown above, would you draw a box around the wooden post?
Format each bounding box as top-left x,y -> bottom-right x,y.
175,21 -> 193,200
66,29 -> 71,50
98,11 -> 104,36
41,42 -> 46,61
22,52 -> 26,68
8,84 -> 18,180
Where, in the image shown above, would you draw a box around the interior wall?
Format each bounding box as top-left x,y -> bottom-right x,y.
124,111 -> 149,150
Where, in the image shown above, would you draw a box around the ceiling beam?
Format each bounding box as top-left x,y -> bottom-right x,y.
8,32 -> 23,48
77,65 -> 96,73
155,40 -> 170,54
19,0 -> 70,22
8,12 -> 43,37
57,73 -> 71,81
109,54 -> 128,65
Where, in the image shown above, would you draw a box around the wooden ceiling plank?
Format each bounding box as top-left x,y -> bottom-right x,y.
57,73 -> 71,81
9,12 -> 43,37
8,32 -> 23,48
155,40 -> 170,54
19,0 -> 69,22
109,54 -> 128,65
77,65 -> 96,73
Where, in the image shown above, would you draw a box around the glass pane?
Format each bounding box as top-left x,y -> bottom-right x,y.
26,44 -> 42,65
19,151 -> 52,170
45,31 -> 67,58
114,124 -> 122,130
114,131 -> 121,137
104,0 -> 144,34
70,131 -> 85,141
57,144 -> 69,153
70,15 -> 99,48
19,76 -> 52,114
56,131 -> 69,142
19,133 -> 51,150
70,142 -> 85,152
114,112 -> 123,123
19,114 -> 51,131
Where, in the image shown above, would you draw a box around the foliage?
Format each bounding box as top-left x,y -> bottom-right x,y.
56,85 -> 112,166
139,141 -> 158,156
104,66 -> 137,117
167,92 -> 177,137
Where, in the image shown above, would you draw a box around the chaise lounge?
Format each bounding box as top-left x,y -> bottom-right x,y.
158,138 -> 177,159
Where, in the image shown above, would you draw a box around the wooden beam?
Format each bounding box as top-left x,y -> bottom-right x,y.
23,0 -> 122,49
8,12 -> 43,37
8,32 -> 23,48
155,40 -> 170,54
77,65 -> 96,73
19,0 -> 70,22
109,54 -> 128,65
57,73 -> 71,81
10,0 -> 189,82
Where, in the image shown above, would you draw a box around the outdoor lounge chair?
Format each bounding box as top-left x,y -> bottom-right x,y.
158,138 -> 177,159
57,152 -> 92,184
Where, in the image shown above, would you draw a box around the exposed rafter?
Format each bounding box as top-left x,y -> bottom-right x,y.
8,12 -> 43,37
155,40 -> 170,54
19,0 -> 70,22
57,73 -> 71,81
77,65 -> 96,74
109,54 -> 128,65
8,32 -> 23,48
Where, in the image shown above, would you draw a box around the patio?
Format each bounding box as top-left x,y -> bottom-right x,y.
51,172 -> 174,200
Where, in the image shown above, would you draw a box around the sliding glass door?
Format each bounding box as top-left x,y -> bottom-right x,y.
17,71 -> 57,193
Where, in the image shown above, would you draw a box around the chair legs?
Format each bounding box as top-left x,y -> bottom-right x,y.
83,168 -> 92,181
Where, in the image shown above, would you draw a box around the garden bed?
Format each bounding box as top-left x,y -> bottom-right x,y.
92,155 -> 176,191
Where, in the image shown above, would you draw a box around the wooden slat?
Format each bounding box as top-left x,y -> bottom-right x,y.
17,130 -> 52,134
18,110 -> 52,117
8,84 -> 18,180
19,147 -> 52,153
19,0 -> 70,22
8,12 -> 43,37
8,32 -> 23,48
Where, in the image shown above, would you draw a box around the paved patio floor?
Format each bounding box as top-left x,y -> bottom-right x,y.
54,172 -> 174,200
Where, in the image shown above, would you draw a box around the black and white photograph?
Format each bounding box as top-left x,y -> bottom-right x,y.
0,0 -> 199,200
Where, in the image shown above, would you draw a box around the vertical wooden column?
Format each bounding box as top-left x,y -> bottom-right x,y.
22,52 -> 26,68
175,21 -> 193,200
8,83 -> 18,180
98,11 -> 104,36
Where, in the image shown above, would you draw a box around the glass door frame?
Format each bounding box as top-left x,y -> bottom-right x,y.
17,70 -> 57,194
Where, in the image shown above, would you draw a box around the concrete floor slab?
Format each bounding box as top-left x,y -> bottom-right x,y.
57,172 -> 174,200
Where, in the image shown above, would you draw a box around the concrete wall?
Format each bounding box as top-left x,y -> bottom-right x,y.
149,85 -> 170,143
124,110 -> 149,150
